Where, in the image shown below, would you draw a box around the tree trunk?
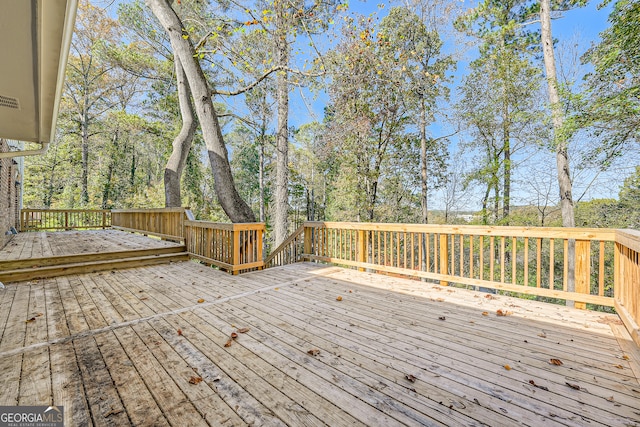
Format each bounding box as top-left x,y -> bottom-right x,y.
540,0 -> 576,302
164,56 -> 197,207
481,185 -> 490,225
258,133 -> 265,223
274,2 -> 290,245
541,0 -> 574,227
80,102 -> 89,205
503,120 -> 510,225
146,0 -> 255,223
101,128 -> 119,209
420,100 -> 429,224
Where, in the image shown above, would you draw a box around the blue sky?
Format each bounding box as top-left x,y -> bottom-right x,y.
287,0 -> 615,128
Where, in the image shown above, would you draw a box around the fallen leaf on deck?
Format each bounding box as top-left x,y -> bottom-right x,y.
230,332 -> 238,339
405,374 -> 417,383
188,376 -> 203,385
336,296 -> 343,301
566,382 -> 581,390
482,312 -> 489,316
504,364 -> 511,371
237,327 -> 250,333
436,298 -> 445,302
274,287 -> 280,291
538,332 -> 547,338
177,329 -> 183,336
307,349 -> 320,356
349,290 -> 353,293
25,317 -> 36,323
224,339 -> 233,347
529,380 -> 549,391
622,355 -> 630,361
496,309 -> 512,316
197,298 -> 205,303
549,359 -> 563,366
485,294 -> 495,300
139,297 -> 148,301
35,312 -> 44,317
606,396 -> 615,402
438,316 -> 446,321
104,407 -> 123,418
613,364 -> 624,369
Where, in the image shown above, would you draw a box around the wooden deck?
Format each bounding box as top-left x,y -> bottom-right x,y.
0,229 -> 182,261
1,260 -> 639,426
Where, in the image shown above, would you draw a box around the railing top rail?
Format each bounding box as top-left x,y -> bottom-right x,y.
22,208 -> 110,213
304,221 -> 617,241
616,229 -> 640,252
185,220 -> 265,231
111,207 -> 186,213
264,225 -> 304,266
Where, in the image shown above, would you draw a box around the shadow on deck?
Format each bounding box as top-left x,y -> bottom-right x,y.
0,243 -> 639,426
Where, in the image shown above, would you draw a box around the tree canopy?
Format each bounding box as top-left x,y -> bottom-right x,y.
21,0 -> 639,236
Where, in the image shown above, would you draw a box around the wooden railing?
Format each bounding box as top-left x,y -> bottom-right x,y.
185,221 -> 265,274
296,221 -> 640,345
20,209 -> 110,231
615,229 -> 640,346
302,222 -> 618,307
264,225 -> 305,268
111,208 -> 187,242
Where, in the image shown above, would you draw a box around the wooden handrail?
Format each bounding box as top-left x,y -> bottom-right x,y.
264,225 -> 305,267
184,220 -> 265,274
111,207 -> 187,242
20,209 -> 111,231
302,222 -> 617,306
297,221 -> 640,345
304,221 -> 616,240
614,229 -> 640,346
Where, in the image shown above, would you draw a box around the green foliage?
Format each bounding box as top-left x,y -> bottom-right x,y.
580,0 -> 640,160
574,168 -> 640,229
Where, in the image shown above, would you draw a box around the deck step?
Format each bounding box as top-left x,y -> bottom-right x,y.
0,251 -> 190,283
0,245 -> 186,270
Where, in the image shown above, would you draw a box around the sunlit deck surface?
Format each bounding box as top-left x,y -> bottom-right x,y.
1,252 -> 639,425
0,229 -> 182,261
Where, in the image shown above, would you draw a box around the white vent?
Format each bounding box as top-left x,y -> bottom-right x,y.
0,95 -> 20,110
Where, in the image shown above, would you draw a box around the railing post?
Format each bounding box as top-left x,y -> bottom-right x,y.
232,226 -> 240,275
64,211 -> 69,230
614,241 -> 621,303
439,233 -> 449,286
574,240 -> 591,309
357,229 -> 366,272
257,225 -> 264,269
102,211 -> 107,229
304,225 -> 312,259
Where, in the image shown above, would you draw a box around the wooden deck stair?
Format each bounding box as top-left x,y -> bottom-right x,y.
0,246 -> 189,283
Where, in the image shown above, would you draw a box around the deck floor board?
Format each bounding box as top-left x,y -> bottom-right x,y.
0,241 -> 638,427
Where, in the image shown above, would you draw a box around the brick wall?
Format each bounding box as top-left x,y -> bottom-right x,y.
0,139 -> 20,249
